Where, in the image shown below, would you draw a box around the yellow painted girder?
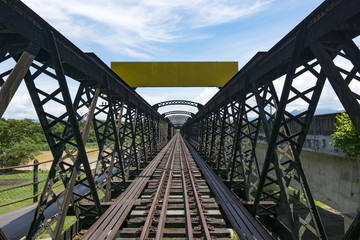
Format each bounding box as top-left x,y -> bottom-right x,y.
111,62 -> 238,87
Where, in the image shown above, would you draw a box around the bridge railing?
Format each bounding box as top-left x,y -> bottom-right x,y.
0,160 -> 47,212
0,138 -> 155,212
0,150 -> 98,214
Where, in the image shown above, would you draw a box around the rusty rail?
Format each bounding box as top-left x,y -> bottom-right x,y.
140,134 -> 178,239
81,138 -> 176,240
180,138 -> 212,239
179,144 -> 194,240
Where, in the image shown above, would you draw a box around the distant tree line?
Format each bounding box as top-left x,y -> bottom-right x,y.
0,118 -> 98,167
4,113 -> 356,167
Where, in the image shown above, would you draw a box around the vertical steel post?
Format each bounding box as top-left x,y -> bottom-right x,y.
33,160 -> 38,203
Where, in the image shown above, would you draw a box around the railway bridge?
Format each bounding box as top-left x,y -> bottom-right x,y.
0,0 -> 360,239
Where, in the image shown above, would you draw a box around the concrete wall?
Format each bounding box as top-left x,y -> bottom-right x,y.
255,113 -> 360,231
256,142 -> 360,231
258,112 -> 342,155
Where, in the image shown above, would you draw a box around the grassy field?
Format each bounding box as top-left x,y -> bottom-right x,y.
0,169 -> 64,215
0,148 -> 98,215
33,148 -> 99,170
36,216 -> 78,239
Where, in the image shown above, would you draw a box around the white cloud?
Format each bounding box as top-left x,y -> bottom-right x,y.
2,82 -> 38,119
21,0 -> 273,58
317,81 -> 344,111
137,94 -> 167,106
135,87 -> 218,115
192,1 -> 272,27
195,87 -> 217,104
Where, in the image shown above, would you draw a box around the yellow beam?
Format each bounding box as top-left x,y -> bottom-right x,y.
111,62 -> 238,87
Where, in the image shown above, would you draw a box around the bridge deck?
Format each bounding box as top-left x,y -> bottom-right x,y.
80,141 -> 173,240
185,141 -> 273,240
81,135 -> 273,240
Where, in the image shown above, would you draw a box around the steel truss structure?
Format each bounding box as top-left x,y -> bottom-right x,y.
0,1 -> 172,239
162,110 -> 195,128
183,0 -> 360,239
153,99 -> 203,111
162,110 -> 195,118
154,101 -> 200,128
167,115 -> 190,128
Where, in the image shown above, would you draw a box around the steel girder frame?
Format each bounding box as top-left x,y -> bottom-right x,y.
136,111 -> 148,165
92,90 -> 127,202
183,0 -> 360,239
193,111 -> 214,164
0,1 -> 171,239
310,36 -> 360,240
208,111 -> 221,167
23,30 -> 104,239
229,90 -> 262,202
118,103 -> 139,180
214,103 -> 234,180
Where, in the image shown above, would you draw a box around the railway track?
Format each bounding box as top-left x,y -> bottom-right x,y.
82,133 -> 271,240
117,134 -> 231,239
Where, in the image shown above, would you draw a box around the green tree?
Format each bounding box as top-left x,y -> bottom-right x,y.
0,119 -> 44,167
330,112 -> 360,159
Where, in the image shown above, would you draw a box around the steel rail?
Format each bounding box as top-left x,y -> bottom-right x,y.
154,141 -> 177,239
185,140 -> 273,240
139,134 -> 178,239
179,137 -> 212,240
81,137 -> 176,240
179,144 -> 194,240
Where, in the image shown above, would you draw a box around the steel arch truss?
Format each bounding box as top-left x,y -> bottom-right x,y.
162,111 -> 195,128
0,1 -> 172,239
162,110 -> 194,118
153,100 -> 203,111
183,0 -> 360,239
167,115 -> 190,128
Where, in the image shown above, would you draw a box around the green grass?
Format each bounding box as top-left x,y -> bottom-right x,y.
0,170 -> 51,214
288,186 -> 327,209
36,215 -> 77,239
314,199 -> 326,208
0,169 -> 66,215
0,199 -> 34,215
0,169 -> 97,238
0,151 -> 98,215
253,184 -> 328,211
230,229 -> 240,240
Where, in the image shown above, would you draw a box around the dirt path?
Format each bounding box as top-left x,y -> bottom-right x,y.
32,148 -> 99,170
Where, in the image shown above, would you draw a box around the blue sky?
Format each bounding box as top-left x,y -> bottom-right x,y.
4,0 -> 349,119
20,0 -> 323,63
